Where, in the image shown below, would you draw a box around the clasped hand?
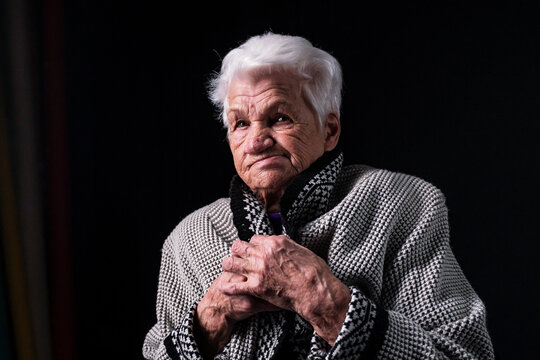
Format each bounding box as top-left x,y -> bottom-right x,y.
220,235 -> 337,315
195,235 -> 350,356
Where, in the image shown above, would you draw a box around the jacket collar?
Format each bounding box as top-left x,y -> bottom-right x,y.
229,148 -> 344,241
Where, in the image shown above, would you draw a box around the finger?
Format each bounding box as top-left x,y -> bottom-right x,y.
230,295 -> 281,313
249,235 -> 267,245
222,256 -> 250,274
221,271 -> 247,282
231,239 -> 253,258
251,234 -> 290,249
225,295 -> 281,322
217,278 -> 253,296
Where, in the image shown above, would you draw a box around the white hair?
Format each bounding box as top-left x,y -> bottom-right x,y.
208,33 -> 343,131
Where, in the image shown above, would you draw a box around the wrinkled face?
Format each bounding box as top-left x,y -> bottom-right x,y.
227,71 -> 335,208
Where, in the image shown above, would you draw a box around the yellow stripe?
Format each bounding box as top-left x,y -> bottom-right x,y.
0,77 -> 36,360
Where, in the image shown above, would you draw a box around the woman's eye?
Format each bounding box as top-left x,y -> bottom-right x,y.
235,120 -> 248,128
274,114 -> 292,124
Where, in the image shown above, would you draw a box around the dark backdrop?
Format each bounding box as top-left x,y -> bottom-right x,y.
62,2 -> 538,359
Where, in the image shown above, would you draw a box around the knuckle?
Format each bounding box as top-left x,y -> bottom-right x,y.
231,282 -> 240,294
238,258 -> 246,271
253,274 -> 267,295
270,235 -> 288,249
251,234 -> 267,244
279,234 -> 290,242
231,240 -> 242,252
304,267 -> 318,285
259,250 -> 270,263
230,273 -> 246,282
237,260 -> 246,272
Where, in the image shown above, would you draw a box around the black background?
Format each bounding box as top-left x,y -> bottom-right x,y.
63,2 -> 538,358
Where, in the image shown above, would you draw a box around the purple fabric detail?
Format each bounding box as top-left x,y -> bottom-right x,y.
268,212 -> 282,235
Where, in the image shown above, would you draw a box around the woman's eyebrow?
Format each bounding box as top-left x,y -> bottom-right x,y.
228,100 -> 296,119
227,107 -> 246,120
264,100 -> 297,115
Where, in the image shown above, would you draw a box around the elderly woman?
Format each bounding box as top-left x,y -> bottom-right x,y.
143,33 -> 494,359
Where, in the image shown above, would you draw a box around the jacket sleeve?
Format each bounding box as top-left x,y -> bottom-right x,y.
143,235 -> 209,360
143,244 -> 182,360
143,202 -> 234,360
310,188 -> 494,359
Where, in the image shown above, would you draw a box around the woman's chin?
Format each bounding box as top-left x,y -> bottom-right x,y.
248,171 -> 294,193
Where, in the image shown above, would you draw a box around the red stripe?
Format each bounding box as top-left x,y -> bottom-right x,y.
43,0 -> 76,359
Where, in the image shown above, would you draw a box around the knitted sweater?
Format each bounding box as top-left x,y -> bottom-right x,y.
143,151 -> 494,359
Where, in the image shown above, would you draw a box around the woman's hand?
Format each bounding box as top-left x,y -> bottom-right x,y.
195,271 -> 279,358
219,235 -> 351,345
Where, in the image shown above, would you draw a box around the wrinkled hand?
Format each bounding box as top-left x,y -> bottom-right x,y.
195,271 -> 279,358
219,235 -> 351,345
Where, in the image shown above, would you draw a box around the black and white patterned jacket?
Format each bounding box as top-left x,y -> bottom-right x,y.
143,150 -> 494,359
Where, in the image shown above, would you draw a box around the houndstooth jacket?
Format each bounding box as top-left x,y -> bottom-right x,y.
143,149 -> 494,359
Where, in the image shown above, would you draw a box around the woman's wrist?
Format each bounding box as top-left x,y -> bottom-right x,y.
300,277 -> 351,345
194,298 -> 236,358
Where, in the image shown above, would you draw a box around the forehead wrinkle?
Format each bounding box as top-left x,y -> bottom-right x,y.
227,75 -> 304,121
229,94 -> 297,121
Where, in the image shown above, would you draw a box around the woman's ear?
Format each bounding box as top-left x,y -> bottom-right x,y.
323,113 -> 341,151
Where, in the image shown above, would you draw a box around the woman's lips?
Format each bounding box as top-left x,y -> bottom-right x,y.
252,155 -> 285,167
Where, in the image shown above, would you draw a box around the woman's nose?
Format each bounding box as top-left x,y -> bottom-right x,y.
246,129 -> 274,154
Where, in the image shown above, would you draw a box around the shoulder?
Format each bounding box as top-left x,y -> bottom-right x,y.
162,198 -> 236,255
333,165 -> 446,212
